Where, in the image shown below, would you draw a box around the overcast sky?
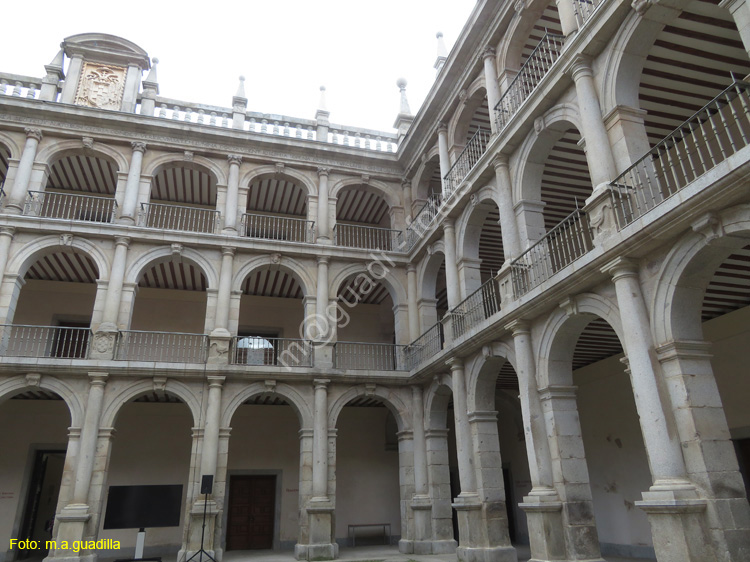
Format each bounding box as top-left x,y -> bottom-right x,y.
1,1 -> 476,132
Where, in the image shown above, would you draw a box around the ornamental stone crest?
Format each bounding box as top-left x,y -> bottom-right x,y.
74,62 -> 126,110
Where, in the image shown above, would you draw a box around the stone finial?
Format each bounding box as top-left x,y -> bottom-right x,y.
233,75 -> 248,111
434,32 -> 448,73
235,75 -> 246,99
396,77 -> 411,115
317,85 -> 328,112
45,49 -> 65,77
143,57 -> 160,94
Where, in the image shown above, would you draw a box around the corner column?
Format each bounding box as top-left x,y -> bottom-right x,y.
119,142 -> 146,224
6,128 -> 42,214
604,258 -> 715,562
296,379 -> 337,560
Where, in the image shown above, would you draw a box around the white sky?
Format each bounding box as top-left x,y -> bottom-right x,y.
1,1 -> 476,133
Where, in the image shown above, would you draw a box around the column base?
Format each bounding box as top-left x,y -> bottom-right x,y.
519,493 -> 566,561
399,539 -> 457,555
456,546 -> 517,562
636,487 -> 713,562
294,542 -> 338,561
453,494 -> 516,562
116,215 -> 135,225
180,499 -> 219,560
411,495 -> 433,546
298,497 -> 337,560
44,504 -> 95,562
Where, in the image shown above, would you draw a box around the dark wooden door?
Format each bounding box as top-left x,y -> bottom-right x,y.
226,475 -> 275,550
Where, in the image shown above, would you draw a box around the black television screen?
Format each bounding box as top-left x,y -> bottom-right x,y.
103,485 -> 183,529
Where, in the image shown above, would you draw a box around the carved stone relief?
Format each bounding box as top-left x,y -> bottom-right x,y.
74,62 -> 126,110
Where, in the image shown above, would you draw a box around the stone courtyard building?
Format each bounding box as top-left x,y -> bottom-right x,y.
1,0 -> 749,561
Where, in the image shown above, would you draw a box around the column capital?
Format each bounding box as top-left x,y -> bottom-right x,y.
317,255 -> 330,266
538,384 -> 578,401
24,127 -> 43,141
492,153 -> 510,170
505,319 -> 531,336
131,141 -> 147,153
113,235 -> 131,248
442,217 -> 455,231
221,246 -> 237,257
87,371 -> 108,386
0,226 -> 16,238
437,121 -> 448,134
401,177 -> 411,189
446,356 -> 464,371
317,167 -> 331,178
313,378 -> 330,390
568,54 -> 594,82
481,46 -> 497,61
407,263 -> 417,273
227,154 -> 242,166
601,256 -> 638,280
207,375 -> 226,388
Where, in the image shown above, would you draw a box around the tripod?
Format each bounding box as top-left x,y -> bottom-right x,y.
186,476 -> 215,562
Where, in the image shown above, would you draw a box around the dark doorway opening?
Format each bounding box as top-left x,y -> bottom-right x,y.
18,450 -> 65,559
226,475 -> 276,550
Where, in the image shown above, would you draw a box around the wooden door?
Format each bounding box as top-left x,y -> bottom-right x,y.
226,475 -> 276,550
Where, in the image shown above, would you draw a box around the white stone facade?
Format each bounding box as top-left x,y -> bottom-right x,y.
0,3 -> 749,561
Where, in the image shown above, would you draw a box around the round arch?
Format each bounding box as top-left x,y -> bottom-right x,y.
329,262 -> 407,307
465,341 -> 517,412
496,0 -> 553,76
424,374 -> 453,430
512,103 -> 583,204
417,247 -> 446,302
448,80 -> 488,149
651,205 -> 750,344
143,153 -> 226,186
536,293 -> 625,389
124,245 -> 219,289
6,235 -> 110,281
240,165 -> 317,197
0,131 -> 22,161
0,375 -> 84,427
232,254 -> 315,297
412,146 -> 442,203
36,139 -> 129,175
221,381 -> 313,429
99,378 -> 203,428
330,178 -> 400,210
455,184 -> 501,263
327,385 -> 411,433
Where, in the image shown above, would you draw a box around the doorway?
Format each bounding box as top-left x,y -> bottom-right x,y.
18,450 -> 65,558
226,475 -> 276,550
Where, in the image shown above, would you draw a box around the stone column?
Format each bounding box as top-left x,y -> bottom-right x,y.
492,156 -> 522,261
209,248 -> 235,364
438,123 -> 451,196
91,237 -> 130,359
720,0 -> 750,59
49,373 -> 107,561
539,385 -> 604,561
316,168 -> 331,243
298,379 -> 337,560
223,155 -> 242,233
407,265 -> 420,341
119,142 -> 147,224
656,340 -> 750,561
410,386 -> 434,553
425,428 -> 457,552
556,0 -> 579,36
402,179 -> 413,222
443,219 -> 461,309
6,128 -> 42,214
0,227 -> 16,279
508,321 -> 566,561
481,48 -> 501,134
568,55 -> 617,188
315,256 -> 331,342
398,430 -> 417,553
604,258 -> 714,562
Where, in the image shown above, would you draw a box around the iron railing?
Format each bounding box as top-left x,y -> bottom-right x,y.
443,129 -> 491,196
140,202 -> 219,234
231,336 -> 313,367
450,278 -> 501,340
609,80 -> 750,229
403,322 -> 444,370
241,213 -> 315,243
510,208 -> 593,297
573,0 -> 604,27
404,193 -> 443,251
333,223 -> 403,251
24,191 -> 117,223
0,324 -> 91,358
333,341 -> 408,371
114,330 -> 208,363
494,32 -> 565,131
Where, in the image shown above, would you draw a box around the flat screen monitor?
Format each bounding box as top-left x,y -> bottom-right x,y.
103,485 -> 183,529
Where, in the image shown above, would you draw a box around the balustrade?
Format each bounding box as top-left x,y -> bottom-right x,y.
609,80 -> 750,228
403,193 -> 443,251
333,341 -> 407,370
115,330 -> 208,363
333,223 -> 403,251
241,213 -> 315,243
494,32 -> 565,131
403,322 -> 444,370
0,325 -> 90,358
573,0 -> 604,27
24,191 -> 117,223
231,336 -> 313,367
510,208 -> 593,297
0,75 -> 41,100
450,278 -> 501,339
140,202 -> 219,234
443,128 -> 491,196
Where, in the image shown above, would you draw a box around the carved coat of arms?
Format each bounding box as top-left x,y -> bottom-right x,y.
74,63 -> 126,110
